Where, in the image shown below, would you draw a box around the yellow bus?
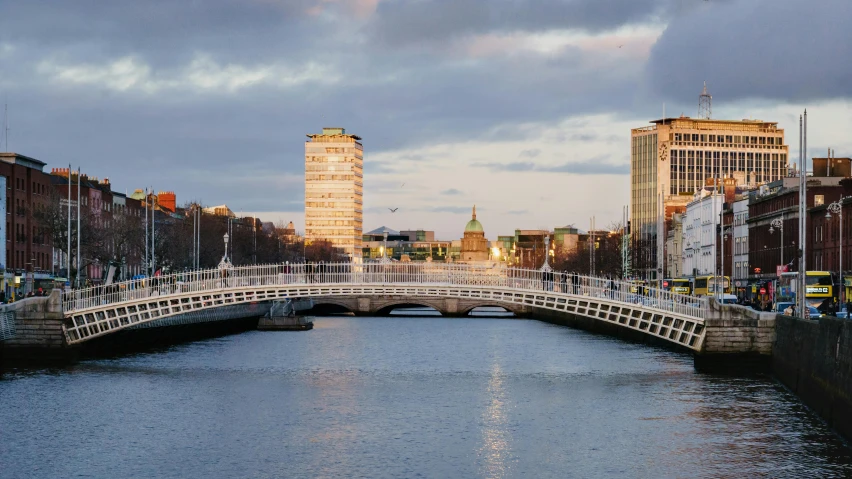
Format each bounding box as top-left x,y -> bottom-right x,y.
804,271 -> 833,308
693,275 -> 730,297
628,279 -> 647,294
664,278 -> 692,295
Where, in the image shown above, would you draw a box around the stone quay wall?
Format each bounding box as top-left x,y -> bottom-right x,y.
773,315 -> 852,440
697,298 -> 776,366
0,290 -> 68,361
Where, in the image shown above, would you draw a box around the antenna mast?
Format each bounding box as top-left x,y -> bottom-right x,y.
698,81 -> 712,119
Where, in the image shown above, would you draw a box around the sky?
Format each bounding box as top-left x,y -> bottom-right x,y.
1,0 -> 851,240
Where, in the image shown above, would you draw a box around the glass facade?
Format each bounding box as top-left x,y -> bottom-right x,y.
305,128 -> 364,260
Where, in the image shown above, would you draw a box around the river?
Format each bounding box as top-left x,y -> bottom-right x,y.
2,315 -> 851,478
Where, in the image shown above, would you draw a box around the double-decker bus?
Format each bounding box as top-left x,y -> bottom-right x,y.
693,275 -> 730,297
663,278 -> 692,295
777,271 -> 833,308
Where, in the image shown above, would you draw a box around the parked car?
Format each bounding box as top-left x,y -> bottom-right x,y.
807,306 -> 823,319
719,294 -> 738,304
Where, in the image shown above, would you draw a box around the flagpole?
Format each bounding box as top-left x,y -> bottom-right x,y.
76,167 -> 81,288
144,187 -> 148,277
67,164 -> 71,286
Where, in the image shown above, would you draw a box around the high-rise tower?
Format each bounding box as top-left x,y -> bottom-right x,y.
305,128 -> 363,261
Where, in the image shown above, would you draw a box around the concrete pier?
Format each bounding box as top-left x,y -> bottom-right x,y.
257,316 -> 314,331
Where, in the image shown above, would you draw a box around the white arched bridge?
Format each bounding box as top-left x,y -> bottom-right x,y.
61,263 -> 708,350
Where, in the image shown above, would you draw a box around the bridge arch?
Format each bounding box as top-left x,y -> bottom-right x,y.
309,300 -> 356,315
462,305 -> 516,316
374,302 -> 444,316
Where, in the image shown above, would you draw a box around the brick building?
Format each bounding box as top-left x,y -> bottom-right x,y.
0,153 -> 54,295
747,177 -> 852,289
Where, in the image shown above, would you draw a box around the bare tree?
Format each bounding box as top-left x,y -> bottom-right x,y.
34,188 -> 102,284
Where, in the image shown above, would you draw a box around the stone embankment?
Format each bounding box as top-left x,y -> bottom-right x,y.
773,315 -> 852,440
0,290 -> 68,361
695,298 -> 776,369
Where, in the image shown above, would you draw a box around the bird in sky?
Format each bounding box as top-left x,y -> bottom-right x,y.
389,208 -> 398,213
401,182 -> 405,187
618,45 -> 623,48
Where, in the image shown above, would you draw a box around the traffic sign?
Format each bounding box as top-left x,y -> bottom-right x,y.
760,288 -> 767,295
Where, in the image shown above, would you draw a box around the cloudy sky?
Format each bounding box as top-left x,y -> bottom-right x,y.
1,0 -> 850,239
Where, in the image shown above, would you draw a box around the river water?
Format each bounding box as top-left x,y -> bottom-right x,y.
2,315 -> 852,478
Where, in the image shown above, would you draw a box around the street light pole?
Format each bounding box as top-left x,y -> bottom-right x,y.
827,197 -> 845,304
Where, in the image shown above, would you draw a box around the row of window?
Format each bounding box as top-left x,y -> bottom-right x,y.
10,250 -> 50,271
12,178 -> 50,195
672,133 -> 783,146
305,147 -> 362,154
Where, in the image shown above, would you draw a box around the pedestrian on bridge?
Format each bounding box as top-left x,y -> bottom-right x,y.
572,272 -> 580,295
560,271 -> 568,293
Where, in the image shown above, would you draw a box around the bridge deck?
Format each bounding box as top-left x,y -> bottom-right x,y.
61,263 -> 707,349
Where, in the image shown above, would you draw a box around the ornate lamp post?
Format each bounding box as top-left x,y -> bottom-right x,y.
769,215 -> 784,272
218,232 -> 232,269
826,199 -> 845,304
380,231 -> 390,263
541,235 -> 552,272
720,226 -> 732,300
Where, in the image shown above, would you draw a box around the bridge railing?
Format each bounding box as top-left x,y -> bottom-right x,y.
61,263 -> 706,319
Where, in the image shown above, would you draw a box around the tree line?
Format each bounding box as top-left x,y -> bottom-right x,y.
35,190 -> 341,284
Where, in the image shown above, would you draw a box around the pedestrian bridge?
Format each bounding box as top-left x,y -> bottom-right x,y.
61,263 -> 708,350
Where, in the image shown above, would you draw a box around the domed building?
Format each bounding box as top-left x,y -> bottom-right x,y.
460,205 -> 490,262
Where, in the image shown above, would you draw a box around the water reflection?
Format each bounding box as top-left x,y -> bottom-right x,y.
479,362 -> 512,478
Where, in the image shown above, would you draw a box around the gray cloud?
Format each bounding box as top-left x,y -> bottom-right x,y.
424,206 -> 476,214
441,188 -> 463,195
0,0 -> 808,220
473,155 -> 628,175
570,133 -> 597,142
646,0 -> 852,103
507,209 -> 529,215
472,161 -> 536,172
370,0 -> 675,47
519,149 -> 541,158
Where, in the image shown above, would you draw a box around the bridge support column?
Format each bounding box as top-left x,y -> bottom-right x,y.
444,299 -> 460,317
357,298 -> 372,316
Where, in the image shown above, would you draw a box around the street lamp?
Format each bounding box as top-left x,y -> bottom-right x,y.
218,232 -> 232,269
381,231 -> 390,263
769,215 -> 784,273
541,235 -> 552,272
826,198 -> 845,304
719,226 -> 732,301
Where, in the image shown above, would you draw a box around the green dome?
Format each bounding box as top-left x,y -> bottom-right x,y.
465,219 -> 484,233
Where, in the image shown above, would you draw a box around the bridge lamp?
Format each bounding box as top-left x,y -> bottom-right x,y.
223,232 -> 230,260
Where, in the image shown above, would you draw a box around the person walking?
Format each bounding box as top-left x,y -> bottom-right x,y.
561,270 -> 568,293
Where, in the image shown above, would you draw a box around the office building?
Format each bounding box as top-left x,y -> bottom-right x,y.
305,128 -> 363,260
631,112 -> 789,280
